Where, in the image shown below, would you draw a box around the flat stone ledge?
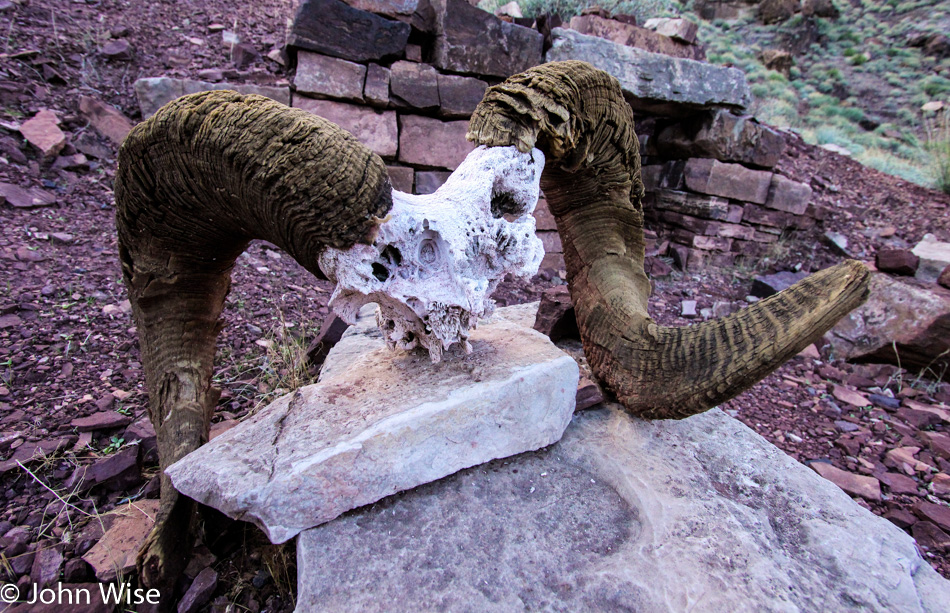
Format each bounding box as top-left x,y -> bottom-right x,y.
545,28 -> 751,114
297,404 -> 950,612
167,306 -> 578,543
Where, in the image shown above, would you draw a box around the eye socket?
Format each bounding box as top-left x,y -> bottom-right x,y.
372,263 -> 389,282
490,191 -> 525,219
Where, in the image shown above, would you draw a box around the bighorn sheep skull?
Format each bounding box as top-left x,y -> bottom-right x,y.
319,145 -> 545,362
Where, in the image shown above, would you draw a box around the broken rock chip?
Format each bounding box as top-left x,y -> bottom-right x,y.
167,307 -> 578,543
82,500 -> 159,582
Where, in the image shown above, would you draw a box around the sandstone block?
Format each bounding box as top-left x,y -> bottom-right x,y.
437,73 -> 489,118
538,230 -> 563,253
829,272 -> 950,376
876,249 -> 920,277
765,175 -> 812,214
652,189 -> 743,223
341,0 -> 419,21
684,158 -> 772,204
533,286 -> 577,342
389,61 -> 439,109
751,270 -> 807,298
297,404 -> 950,611
672,230 -> 732,251
413,170 -> 451,194
133,77 -> 290,119
642,17 -> 698,44
167,307 -> 579,543
385,166 -> 414,193
294,51 -> 366,102
684,248 -> 735,271
288,0 -> 410,62
568,14 -> 703,60
364,64 -> 391,107
546,28 -> 751,113
743,204 -> 791,228
431,0 -> 543,77
912,234 -> 950,284
655,110 -> 786,169
398,115 -> 474,169
533,197 -> 557,231
294,98 -> 398,158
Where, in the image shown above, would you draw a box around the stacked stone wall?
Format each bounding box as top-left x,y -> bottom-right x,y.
133,0 -> 818,273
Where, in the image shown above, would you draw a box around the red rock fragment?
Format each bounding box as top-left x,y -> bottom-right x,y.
810,461 -> 882,501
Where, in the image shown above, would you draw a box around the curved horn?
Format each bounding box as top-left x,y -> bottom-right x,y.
114,90 -> 391,591
468,61 -> 870,419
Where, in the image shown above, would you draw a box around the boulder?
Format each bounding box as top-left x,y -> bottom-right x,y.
876,249 -> 920,277
759,0 -> 800,24
166,305 -> 579,543
431,0 -> 542,78
294,52 -> 367,102
294,98 -> 398,159
684,158 -> 773,204
829,272 -> 950,379
654,110 -> 786,169
912,234 -> 950,284
802,0 -> 840,18
288,0 -> 410,63
398,115 -> 474,169
297,404 -> 950,612
546,29 -> 751,114
389,61 -> 440,109
759,49 -> 793,77
568,14 -> 704,60
133,77 -> 290,119
642,17 -> 699,44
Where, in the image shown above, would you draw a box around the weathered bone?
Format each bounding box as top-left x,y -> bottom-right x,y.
319,145 -> 545,362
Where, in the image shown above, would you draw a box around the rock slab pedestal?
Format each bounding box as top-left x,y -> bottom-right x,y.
295,307 -> 950,612
166,305 -> 578,543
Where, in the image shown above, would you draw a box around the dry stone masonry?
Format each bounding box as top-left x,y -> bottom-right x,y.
131,1 -> 821,276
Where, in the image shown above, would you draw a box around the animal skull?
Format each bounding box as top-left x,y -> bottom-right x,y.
319,145 -> 546,362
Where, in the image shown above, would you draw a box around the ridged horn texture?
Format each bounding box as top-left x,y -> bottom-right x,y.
115,90 -> 391,593
468,60 -> 871,419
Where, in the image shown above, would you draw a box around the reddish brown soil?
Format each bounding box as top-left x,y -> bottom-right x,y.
0,0 -> 948,610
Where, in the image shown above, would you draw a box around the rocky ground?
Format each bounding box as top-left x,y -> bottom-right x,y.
0,0 -> 948,611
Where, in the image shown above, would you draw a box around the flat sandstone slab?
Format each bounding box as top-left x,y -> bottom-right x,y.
167,311 -> 578,543
545,28 -> 751,113
297,406 -> 950,612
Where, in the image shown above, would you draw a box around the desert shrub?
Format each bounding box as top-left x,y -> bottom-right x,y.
514,0 -> 679,20
923,107 -> 950,194
922,76 -> 950,98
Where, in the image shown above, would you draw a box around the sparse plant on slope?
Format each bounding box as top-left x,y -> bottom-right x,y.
922,102 -> 950,194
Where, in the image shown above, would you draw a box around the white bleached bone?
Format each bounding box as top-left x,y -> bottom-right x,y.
319,145 -> 546,362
